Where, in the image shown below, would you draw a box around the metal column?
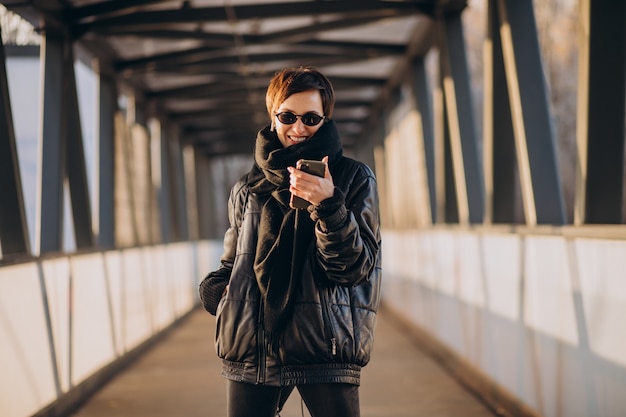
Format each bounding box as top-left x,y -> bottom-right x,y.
64,40 -> 94,249
38,33 -> 65,253
38,31 -> 94,253
484,0 -> 521,224
97,73 -> 116,248
495,0 -> 565,225
439,12 -> 484,224
0,33 -> 31,256
575,0 -> 626,224
171,132 -> 190,241
411,57 -> 437,224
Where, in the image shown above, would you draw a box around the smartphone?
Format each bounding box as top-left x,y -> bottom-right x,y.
289,159 -> 326,209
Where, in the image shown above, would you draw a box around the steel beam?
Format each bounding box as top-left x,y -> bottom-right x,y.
411,57 -> 437,224
439,13 -> 484,224
496,0 -> 565,225
171,132 -> 189,241
97,74 -> 116,248
0,34 -> 31,256
38,32 -> 94,253
64,43 -> 94,249
442,101 -> 459,223
158,121 -> 173,243
575,0 -> 626,224
38,33 -> 65,253
484,0 -> 521,224
77,1 -> 432,31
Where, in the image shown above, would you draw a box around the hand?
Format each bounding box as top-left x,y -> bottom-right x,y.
288,156 -> 334,206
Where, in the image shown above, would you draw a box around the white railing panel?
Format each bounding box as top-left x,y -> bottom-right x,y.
102,250 -> 124,356
0,263 -> 57,417
524,235 -> 579,345
167,243 -> 194,317
40,258 -> 71,392
148,245 -> 175,332
576,238 -> 626,368
382,228 -> 626,417
120,247 -> 155,351
0,240 -> 220,417
430,232 -> 458,296
482,234 -> 522,321
70,253 -> 117,384
455,233 -> 485,308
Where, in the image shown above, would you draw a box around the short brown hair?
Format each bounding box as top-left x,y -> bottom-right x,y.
265,66 -> 335,121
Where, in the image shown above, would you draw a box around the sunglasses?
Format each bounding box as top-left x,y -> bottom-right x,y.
275,112 -> 325,127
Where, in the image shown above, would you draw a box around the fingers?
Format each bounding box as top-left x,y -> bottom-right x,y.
322,156 -> 330,179
287,157 -> 334,205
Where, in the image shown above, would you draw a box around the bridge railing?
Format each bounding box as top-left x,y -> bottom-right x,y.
0,240 -> 223,417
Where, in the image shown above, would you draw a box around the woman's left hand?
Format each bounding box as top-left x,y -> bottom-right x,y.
288,155 -> 334,206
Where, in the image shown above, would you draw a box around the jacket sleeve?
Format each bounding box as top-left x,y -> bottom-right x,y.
309,164 -> 381,287
198,180 -> 246,315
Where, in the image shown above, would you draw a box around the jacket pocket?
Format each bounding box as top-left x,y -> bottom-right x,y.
319,288 -> 338,358
215,299 -> 258,361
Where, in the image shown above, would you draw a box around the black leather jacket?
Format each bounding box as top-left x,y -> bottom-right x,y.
199,156 -> 381,386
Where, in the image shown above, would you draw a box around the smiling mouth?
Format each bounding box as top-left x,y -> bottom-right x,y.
289,136 -> 308,143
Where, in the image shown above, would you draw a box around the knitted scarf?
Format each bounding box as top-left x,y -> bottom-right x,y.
248,120 -> 343,336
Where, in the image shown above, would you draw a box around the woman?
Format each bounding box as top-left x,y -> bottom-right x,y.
199,66 -> 381,417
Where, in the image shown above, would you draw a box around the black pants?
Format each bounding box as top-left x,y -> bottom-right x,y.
226,380 -> 360,417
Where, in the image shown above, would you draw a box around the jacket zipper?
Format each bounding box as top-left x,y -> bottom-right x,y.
256,301 -> 266,384
319,288 -> 338,357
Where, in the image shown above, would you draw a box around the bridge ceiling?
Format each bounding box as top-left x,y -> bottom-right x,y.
4,0 -> 466,156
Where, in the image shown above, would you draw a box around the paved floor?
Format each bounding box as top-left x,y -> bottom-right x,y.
70,307 -> 496,417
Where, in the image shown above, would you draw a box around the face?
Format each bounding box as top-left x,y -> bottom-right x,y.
273,90 -> 325,148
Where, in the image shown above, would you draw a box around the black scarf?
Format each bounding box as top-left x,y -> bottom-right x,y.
248,120 -> 343,336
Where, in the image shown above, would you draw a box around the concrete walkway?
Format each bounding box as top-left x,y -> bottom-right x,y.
70,307 -> 496,417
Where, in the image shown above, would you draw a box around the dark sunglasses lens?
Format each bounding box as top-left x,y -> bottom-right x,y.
302,113 -> 323,126
276,112 -> 323,126
277,112 -> 297,124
